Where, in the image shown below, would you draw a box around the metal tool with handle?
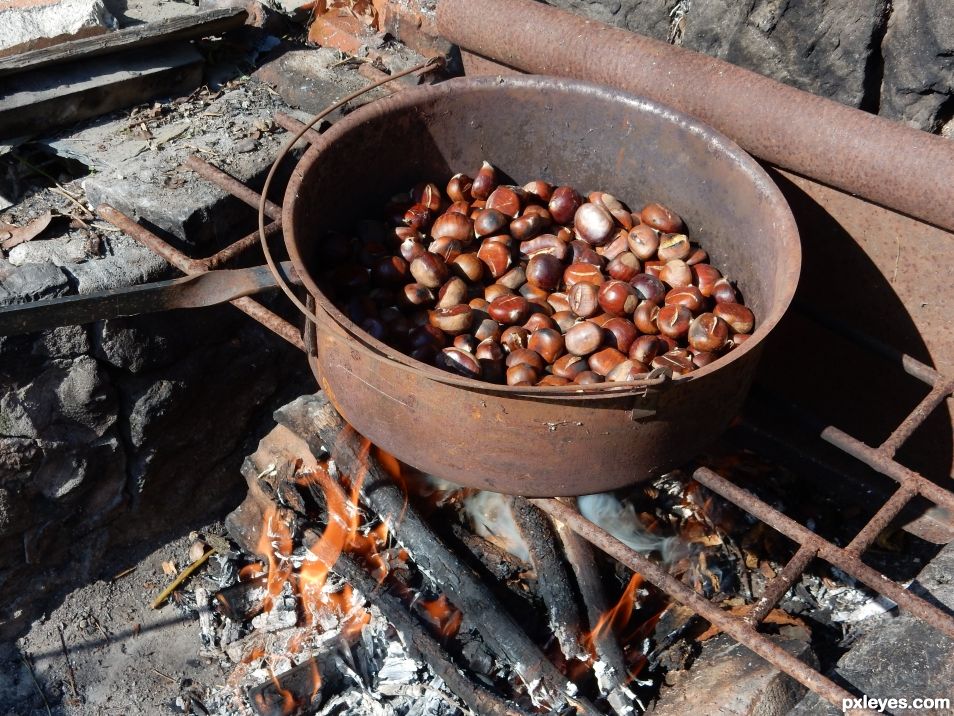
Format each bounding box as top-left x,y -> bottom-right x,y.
0,261 -> 299,336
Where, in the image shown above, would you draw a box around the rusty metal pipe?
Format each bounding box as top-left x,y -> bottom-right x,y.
743,543 -> 816,626
184,156 -> 283,221
437,0 -> 954,232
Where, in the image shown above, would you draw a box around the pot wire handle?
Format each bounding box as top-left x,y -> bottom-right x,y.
256,56 -> 444,330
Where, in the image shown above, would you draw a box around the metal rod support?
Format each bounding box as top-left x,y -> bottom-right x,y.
184,155 -> 283,221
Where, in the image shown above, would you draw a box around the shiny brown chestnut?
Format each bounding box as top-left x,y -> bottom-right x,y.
519,234 -> 569,261
524,313 -> 557,332
402,283 -> 435,307
629,334 -> 665,364
640,202 -> 683,233
410,253 -> 448,288
548,185 -> 583,224
446,173 -> 473,203
598,230 -> 630,261
452,253 -> 484,282
691,351 -> 719,368
711,278 -> 739,304
475,339 -> 505,362
484,283 -> 515,302
686,247 -> 708,265
692,263 -> 722,297
436,277 -> 468,309
664,286 -> 705,313
713,302 -> 755,334
429,305 -> 474,335
445,200 -> 471,216
569,240 -> 604,266
522,204 -> 553,223
476,240 -> 511,279
526,253 -> 563,291
498,266 -> 527,290
438,347 -> 481,379
428,237 -> 464,262
564,262 -> 605,288
568,281 -> 600,318
588,347 -> 628,376
598,280 -> 639,316
659,259 -> 693,288
431,213 -> 474,243
399,237 -> 427,263
519,284 -> 551,304
606,359 -> 651,383
500,326 -> 530,353
574,202 -> 615,246
657,304 -> 692,339
528,328 -> 565,363
657,233 -> 691,261
489,295 -> 531,325
687,312 -> 728,352
600,193 -> 633,229
606,252 -> 641,282
486,186 -> 522,218
627,224 -> 660,260
548,293 -> 571,314
506,364 -> 538,386
602,317 -> 638,353
474,318 -> 502,342
454,334 -> 478,354
471,161 -> 498,200
474,208 -> 508,237
630,273 -> 667,305
371,255 -> 408,285
573,370 -> 604,385
411,182 -> 442,212
403,203 -> 432,231
510,214 -> 547,242
552,353 -> 588,379
523,180 -> 553,203
633,300 -> 661,334
505,348 -> 546,372
552,310 -> 578,334
565,321 -> 604,356
651,350 -> 695,376
537,375 -> 571,386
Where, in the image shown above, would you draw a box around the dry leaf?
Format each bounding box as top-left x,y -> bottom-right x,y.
0,211 -> 53,251
161,560 -> 177,576
697,604 -> 806,641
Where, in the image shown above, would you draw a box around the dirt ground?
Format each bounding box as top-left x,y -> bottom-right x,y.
0,524 -> 230,716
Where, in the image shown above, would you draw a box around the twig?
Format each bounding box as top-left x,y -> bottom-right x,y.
112,566 -> 136,581
20,652 -> 52,716
50,186 -> 93,217
57,626 -> 79,702
151,666 -> 176,683
151,549 -> 217,609
89,614 -> 110,644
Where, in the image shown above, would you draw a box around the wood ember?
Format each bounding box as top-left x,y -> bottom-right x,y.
275,393 -> 601,715
508,495 -> 588,662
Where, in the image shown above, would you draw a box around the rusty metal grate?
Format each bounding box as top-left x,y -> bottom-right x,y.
95,118 -> 954,715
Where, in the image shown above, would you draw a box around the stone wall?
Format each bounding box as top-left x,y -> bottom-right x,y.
541,0 -> 954,133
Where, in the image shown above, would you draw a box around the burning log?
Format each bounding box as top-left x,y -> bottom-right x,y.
275,393 -> 601,715
508,496 -> 588,662
554,507 -> 639,716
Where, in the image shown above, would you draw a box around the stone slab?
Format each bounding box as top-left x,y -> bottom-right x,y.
0,0 -> 115,57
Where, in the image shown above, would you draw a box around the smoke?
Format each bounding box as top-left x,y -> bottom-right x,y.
462,491 -> 530,563
578,493 -> 685,565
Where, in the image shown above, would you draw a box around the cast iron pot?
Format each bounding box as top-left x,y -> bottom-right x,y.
283,76 -> 800,496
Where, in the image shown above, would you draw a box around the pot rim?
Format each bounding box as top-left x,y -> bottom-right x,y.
284,75 -> 801,397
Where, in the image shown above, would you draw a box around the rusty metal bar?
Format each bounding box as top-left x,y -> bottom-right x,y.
879,379 -> 954,457
844,484 -> 916,556
201,220 -> 282,271
96,204 -> 304,351
184,155 -> 283,221
692,467 -> 954,640
437,0 -> 954,232
821,426 -> 954,514
530,498 -> 871,713
273,112 -> 323,145
744,543 -> 817,626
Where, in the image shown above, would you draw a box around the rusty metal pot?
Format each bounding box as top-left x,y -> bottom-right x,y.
283,76 -> 800,496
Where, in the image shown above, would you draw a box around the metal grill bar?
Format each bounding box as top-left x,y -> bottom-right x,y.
743,543 -> 816,626
184,155 -> 283,221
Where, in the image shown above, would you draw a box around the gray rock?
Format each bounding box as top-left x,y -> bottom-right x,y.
0,262 -> 70,306
7,235 -> 90,267
681,0 -> 890,109
791,542 -> 954,715
61,234 -> 168,295
879,0 -> 954,131
31,325 -> 91,359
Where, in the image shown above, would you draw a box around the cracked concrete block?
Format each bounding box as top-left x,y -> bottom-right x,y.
0,0 -> 116,58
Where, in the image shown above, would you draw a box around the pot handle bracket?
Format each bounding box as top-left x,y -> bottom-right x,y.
629,367 -> 673,421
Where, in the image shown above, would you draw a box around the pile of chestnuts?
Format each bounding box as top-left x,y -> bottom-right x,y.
319,161 -> 756,387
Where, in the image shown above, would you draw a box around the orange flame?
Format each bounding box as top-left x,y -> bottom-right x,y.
257,506 -> 294,613
418,594 -> 463,639
584,572 -> 643,656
